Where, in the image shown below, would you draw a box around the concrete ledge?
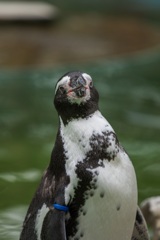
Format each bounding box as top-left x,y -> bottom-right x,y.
0,2 -> 59,21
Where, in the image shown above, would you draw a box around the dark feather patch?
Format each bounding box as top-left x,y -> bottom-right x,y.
41,209 -> 66,240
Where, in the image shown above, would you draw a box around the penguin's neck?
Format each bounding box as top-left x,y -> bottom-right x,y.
50,110 -> 116,175
59,110 -> 114,152
59,110 -> 116,174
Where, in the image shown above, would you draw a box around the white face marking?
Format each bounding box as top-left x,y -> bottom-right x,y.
55,76 -> 70,94
82,73 -> 92,82
35,204 -> 49,240
67,88 -> 91,104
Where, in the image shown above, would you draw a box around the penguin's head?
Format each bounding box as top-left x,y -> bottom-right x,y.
54,71 -> 99,124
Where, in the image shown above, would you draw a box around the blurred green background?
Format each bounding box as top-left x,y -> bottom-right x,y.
0,1 -> 160,239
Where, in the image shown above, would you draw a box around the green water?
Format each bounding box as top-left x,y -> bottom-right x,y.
0,49 -> 160,239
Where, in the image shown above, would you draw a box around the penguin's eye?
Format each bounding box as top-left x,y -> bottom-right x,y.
89,81 -> 93,88
59,86 -> 66,94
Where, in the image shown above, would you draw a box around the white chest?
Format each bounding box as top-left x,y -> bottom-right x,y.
60,110 -> 115,204
60,111 -> 137,240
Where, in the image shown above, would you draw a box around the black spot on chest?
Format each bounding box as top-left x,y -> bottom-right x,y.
89,131 -> 120,161
66,159 -> 100,237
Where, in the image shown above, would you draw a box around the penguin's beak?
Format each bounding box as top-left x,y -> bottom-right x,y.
67,76 -> 89,98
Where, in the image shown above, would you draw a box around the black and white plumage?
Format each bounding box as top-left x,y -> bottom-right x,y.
20,71 -> 149,240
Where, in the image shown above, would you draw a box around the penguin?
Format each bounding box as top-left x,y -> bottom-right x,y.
19,71 -> 149,240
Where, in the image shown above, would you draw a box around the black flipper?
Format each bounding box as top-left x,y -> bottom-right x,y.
41,208 -> 67,240
131,206 -> 150,240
